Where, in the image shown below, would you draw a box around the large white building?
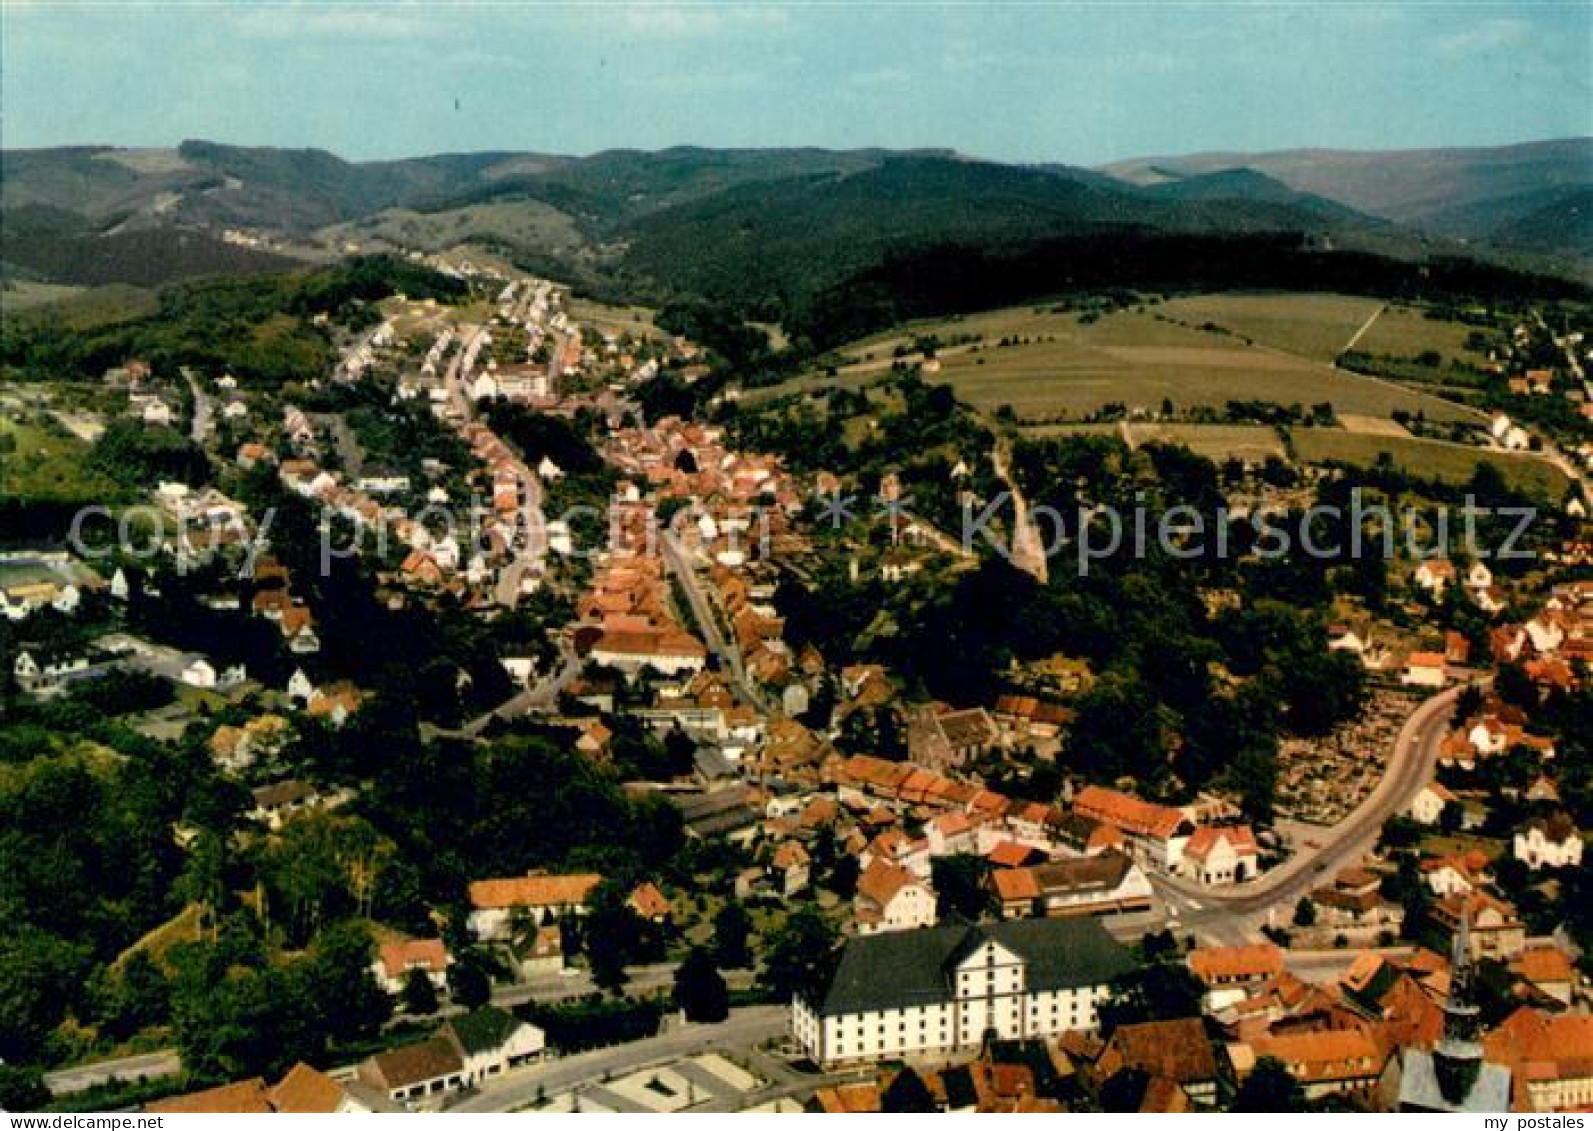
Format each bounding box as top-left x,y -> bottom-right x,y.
792,918 -> 1133,1068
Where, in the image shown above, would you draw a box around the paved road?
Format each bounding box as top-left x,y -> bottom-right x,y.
1156,682 -> 1470,944
45,1049 -> 182,1097
991,437 -> 1049,583
447,1006 -> 789,1112
661,532 -> 769,711
182,368 -> 213,446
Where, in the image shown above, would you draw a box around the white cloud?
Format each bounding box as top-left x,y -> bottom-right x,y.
223,2 -> 440,42
607,3 -> 790,39
1435,18 -> 1532,60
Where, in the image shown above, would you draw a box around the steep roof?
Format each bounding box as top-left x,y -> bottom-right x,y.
1073,785 -> 1188,840
855,858 -> 922,908
812,917 -> 1133,1017
468,872 -> 603,910
378,938 -> 449,981
1097,1018 -> 1220,1087
1188,943 -> 1284,985
444,1005 -> 523,1057
365,1037 -> 463,1090
147,1078 -> 273,1114
268,1063 -> 347,1114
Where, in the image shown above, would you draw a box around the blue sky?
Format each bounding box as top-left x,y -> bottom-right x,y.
2,2 -> 1588,165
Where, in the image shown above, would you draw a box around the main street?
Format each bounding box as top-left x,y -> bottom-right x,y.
660,530 -> 770,711
1154,681 -> 1471,945
447,1006 -> 790,1113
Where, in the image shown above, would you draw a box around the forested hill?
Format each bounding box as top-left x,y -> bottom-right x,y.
4,140 -> 1587,335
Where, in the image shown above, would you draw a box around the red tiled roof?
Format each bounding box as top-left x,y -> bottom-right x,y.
469,872 -> 603,910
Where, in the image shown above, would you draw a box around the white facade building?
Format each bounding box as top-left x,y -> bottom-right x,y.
792,918 -> 1132,1068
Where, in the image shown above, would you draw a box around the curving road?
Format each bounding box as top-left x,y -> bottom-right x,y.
1156,681 -> 1472,944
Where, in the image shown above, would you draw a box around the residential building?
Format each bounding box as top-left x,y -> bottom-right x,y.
987,850 -> 1153,919
1228,1026 -> 1390,1102
792,918 -> 1133,1067
1187,944 -> 1285,1011
854,858 -> 937,935
1071,785 -> 1193,871
372,938 -> 451,997
1514,812 -> 1584,870
1180,825 -> 1259,885
1093,1018 -> 1221,1107
1409,782 -> 1455,826
466,872 -> 603,940
1484,1008 -> 1593,1113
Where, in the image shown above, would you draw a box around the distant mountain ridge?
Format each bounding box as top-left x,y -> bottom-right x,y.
2,137 -> 1587,299
1099,137 -> 1592,254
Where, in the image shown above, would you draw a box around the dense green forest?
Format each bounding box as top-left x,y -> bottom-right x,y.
0,255 -> 468,387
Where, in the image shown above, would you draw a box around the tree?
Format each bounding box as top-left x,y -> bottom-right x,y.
1292,898 -> 1317,928
300,922 -> 391,1045
101,950 -> 172,1042
1233,1056 -> 1306,1112
1098,962 -> 1205,1030
1067,673 -> 1166,785
761,908 -> 838,1003
449,956 -> 492,1009
881,1066 -> 938,1113
0,1064 -> 49,1112
673,948 -> 729,1023
402,968 -> 439,1016
712,902 -> 753,970
932,855 -> 993,921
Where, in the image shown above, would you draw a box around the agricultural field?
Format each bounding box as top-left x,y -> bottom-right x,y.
1289,427 -> 1571,498
768,296 -> 1479,425
1021,422 -> 1288,463
0,279 -> 85,313
926,307 -> 1472,422
1352,303 -> 1491,365
567,296 -> 665,340
1,282 -> 158,329
1156,292 -> 1385,362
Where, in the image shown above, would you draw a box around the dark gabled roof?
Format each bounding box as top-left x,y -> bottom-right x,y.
989,917 -> 1137,994
812,917 -> 1133,1017
444,1005 -> 521,1056
367,1036 -> 462,1090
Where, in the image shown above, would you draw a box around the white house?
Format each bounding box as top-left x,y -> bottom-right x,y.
372,938 -> 452,997
1408,782 -> 1455,826
792,918 -> 1133,1068
13,650 -> 92,695
1423,853 -> 1491,897
1490,412 -> 1531,451
179,657 -> 217,689
443,1006 -> 545,1088
466,872 -> 603,940
1401,652 -> 1448,688
1180,825 -> 1259,885
1515,813 -> 1584,871
287,668 -> 316,703
854,859 -> 937,935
